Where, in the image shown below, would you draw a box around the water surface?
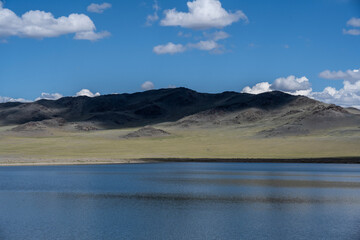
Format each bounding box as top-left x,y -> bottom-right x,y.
1,163 -> 360,239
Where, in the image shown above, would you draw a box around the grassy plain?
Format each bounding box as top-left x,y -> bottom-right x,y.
0,124 -> 359,165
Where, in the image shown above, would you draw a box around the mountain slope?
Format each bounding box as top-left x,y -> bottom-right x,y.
0,88 -> 302,126
0,88 -> 359,137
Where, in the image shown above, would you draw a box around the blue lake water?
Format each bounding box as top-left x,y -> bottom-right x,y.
1,162 -> 360,239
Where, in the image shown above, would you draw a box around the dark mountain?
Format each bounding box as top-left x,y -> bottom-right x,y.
0,87 -> 359,136
0,88 -> 295,126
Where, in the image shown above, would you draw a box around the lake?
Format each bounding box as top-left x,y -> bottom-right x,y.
1,163 -> 360,239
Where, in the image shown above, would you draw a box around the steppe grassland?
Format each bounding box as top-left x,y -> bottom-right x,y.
0,125 -> 359,162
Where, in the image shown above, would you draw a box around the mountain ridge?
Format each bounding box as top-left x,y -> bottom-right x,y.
0,87 -> 359,137
0,88 -> 307,125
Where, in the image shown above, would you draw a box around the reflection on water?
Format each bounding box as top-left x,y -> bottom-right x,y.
149,176 -> 360,188
1,163 -> 360,240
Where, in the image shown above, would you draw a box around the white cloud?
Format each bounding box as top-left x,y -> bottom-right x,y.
146,13 -> 159,26
0,96 -> 30,103
314,68 -> 360,108
319,68 -> 360,83
160,0 -> 248,29
154,29 -> 229,55
153,1 -> 243,55
153,40 -> 222,54
291,89 -> 313,96
347,17 -> 360,27
141,81 -> 155,91
189,40 -> 219,50
0,2 -> 109,40
146,0 -> 160,26
343,29 -> 360,36
343,18 -> 360,36
75,89 -> 100,97
87,3 -> 112,14
74,30 -> 110,41
311,81 -> 360,109
242,82 -> 272,95
242,76 -> 312,96
153,42 -> 186,54
204,30 -> 229,41
272,76 -> 311,92
35,92 -> 63,101
212,30 -> 229,40
242,70 -> 360,109
0,89 -> 102,104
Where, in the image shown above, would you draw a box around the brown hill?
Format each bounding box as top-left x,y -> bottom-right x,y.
123,127 -> 171,138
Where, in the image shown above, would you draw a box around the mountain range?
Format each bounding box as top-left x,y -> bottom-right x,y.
1,87 -> 360,137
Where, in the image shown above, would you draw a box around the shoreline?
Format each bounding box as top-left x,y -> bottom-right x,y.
0,159 -> 153,167
144,157 -> 360,164
0,157 -> 360,166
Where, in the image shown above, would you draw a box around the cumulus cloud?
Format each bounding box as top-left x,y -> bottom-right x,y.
319,68 -> 360,83
315,68 -> 360,108
242,69 -> 360,109
242,76 -> 312,95
161,0 -> 248,29
242,82 -> 272,95
0,2 -> 109,40
146,0 -> 160,26
347,17 -> 360,27
35,92 -> 63,101
87,3 -> 112,14
272,76 -> 311,92
153,1 -> 245,55
141,81 -> 155,91
76,89 -> 100,97
311,82 -> 360,109
153,42 -> 186,54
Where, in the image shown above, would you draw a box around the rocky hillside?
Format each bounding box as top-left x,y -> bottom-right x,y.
1,88 -> 359,136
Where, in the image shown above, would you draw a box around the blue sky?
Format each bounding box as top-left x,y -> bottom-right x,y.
0,0 -> 360,107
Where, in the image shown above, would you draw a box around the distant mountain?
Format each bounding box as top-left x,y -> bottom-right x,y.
1,87 -> 359,136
